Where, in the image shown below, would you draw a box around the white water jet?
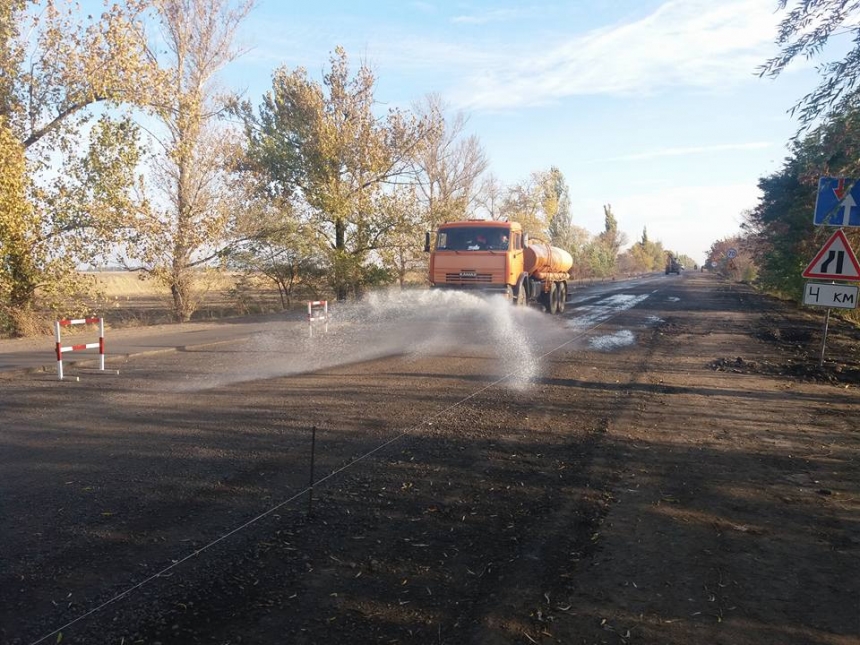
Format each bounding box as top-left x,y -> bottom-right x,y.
168,287 -> 552,392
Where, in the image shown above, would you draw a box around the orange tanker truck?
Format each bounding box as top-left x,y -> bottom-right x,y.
424,219 -> 573,314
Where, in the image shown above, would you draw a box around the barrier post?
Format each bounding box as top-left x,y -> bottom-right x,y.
55,317 -> 106,381
54,321 -> 64,381
99,317 -> 105,371
308,300 -> 329,338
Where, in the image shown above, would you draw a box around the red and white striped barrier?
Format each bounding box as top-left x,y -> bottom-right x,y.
54,317 -> 105,380
307,300 -> 328,337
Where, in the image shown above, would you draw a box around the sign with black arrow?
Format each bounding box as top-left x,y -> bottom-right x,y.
802,229 -> 860,281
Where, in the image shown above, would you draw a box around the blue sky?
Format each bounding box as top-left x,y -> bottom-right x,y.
221,0 -> 829,263
76,0 -> 836,263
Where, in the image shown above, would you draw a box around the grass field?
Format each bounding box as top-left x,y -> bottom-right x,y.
84,270 -> 289,328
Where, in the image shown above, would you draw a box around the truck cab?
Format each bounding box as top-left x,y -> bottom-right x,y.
426,220 -> 572,314
427,221 -> 524,295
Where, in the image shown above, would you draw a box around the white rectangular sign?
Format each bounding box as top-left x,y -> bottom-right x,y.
803,282 -> 859,309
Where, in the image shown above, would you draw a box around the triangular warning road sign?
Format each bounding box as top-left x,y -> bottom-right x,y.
802,229 -> 860,281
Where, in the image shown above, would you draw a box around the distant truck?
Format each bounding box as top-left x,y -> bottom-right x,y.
666,257 -> 682,275
425,220 -> 573,314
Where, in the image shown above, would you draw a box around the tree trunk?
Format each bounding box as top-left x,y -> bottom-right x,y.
335,217 -> 348,301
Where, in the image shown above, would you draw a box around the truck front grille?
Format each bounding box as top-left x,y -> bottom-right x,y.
445,273 -> 493,283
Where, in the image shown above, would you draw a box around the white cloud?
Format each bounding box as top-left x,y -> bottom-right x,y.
451,8 -> 532,25
449,0 -> 783,109
241,0 -> 789,112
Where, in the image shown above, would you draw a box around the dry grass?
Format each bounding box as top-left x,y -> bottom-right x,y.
91,271 -> 239,297
1,269 -> 321,339
84,270 -> 288,328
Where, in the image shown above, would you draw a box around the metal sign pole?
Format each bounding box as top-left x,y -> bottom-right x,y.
819,307 -> 832,369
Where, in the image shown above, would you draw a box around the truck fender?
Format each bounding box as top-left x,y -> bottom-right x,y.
515,272 -> 530,299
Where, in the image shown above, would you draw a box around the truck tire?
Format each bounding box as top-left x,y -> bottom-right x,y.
556,282 -> 567,314
514,280 -> 526,306
548,282 -> 559,314
538,291 -> 548,312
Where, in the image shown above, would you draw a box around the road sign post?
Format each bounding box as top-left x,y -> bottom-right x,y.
801,229 -> 860,368
803,282 -> 860,308
819,308 -> 832,369
803,283 -> 859,368
802,230 -> 860,281
814,177 -> 860,227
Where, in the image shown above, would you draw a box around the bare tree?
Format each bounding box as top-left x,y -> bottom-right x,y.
412,94 -> 488,230
475,172 -> 507,221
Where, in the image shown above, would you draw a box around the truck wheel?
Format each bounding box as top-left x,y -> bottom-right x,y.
537,291 -> 548,312
548,283 -> 559,314
556,282 -> 567,314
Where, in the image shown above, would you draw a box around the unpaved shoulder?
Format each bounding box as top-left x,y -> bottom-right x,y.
553,275 -> 860,645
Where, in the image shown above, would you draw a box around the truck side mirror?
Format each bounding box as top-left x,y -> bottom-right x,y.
523,233 -> 529,247
424,231 -> 431,253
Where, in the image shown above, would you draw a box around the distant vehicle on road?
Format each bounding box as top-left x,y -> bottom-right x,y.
666,257 -> 682,275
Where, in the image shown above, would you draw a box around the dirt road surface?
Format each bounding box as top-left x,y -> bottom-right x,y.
1,273 -> 858,645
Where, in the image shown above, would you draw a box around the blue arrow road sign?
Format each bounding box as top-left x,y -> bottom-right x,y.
814,177 -> 860,226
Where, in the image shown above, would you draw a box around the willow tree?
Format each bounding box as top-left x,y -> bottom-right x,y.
0,0 -> 158,335
761,0 -> 860,129
237,47 -> 435,300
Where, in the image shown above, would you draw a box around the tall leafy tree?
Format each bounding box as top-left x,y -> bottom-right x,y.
543,167 -> 574,247
740,114 -> 857,296
119,0 -> 255,322
475,173 -> 506,221
0,0 -> 158,335
237,47 -> 435,299
500,174 -> 548,237
0,116 -> 35,332
626,226 -> 666,272
563,225 -> 594,279
586,204 -> 627,278
499,168 -> 570,239
375,185 -> 426,288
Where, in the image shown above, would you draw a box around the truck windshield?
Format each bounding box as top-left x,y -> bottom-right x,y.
436,227 -> 509,251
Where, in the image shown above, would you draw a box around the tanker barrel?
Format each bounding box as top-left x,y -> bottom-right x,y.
524,242 -> 573,275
